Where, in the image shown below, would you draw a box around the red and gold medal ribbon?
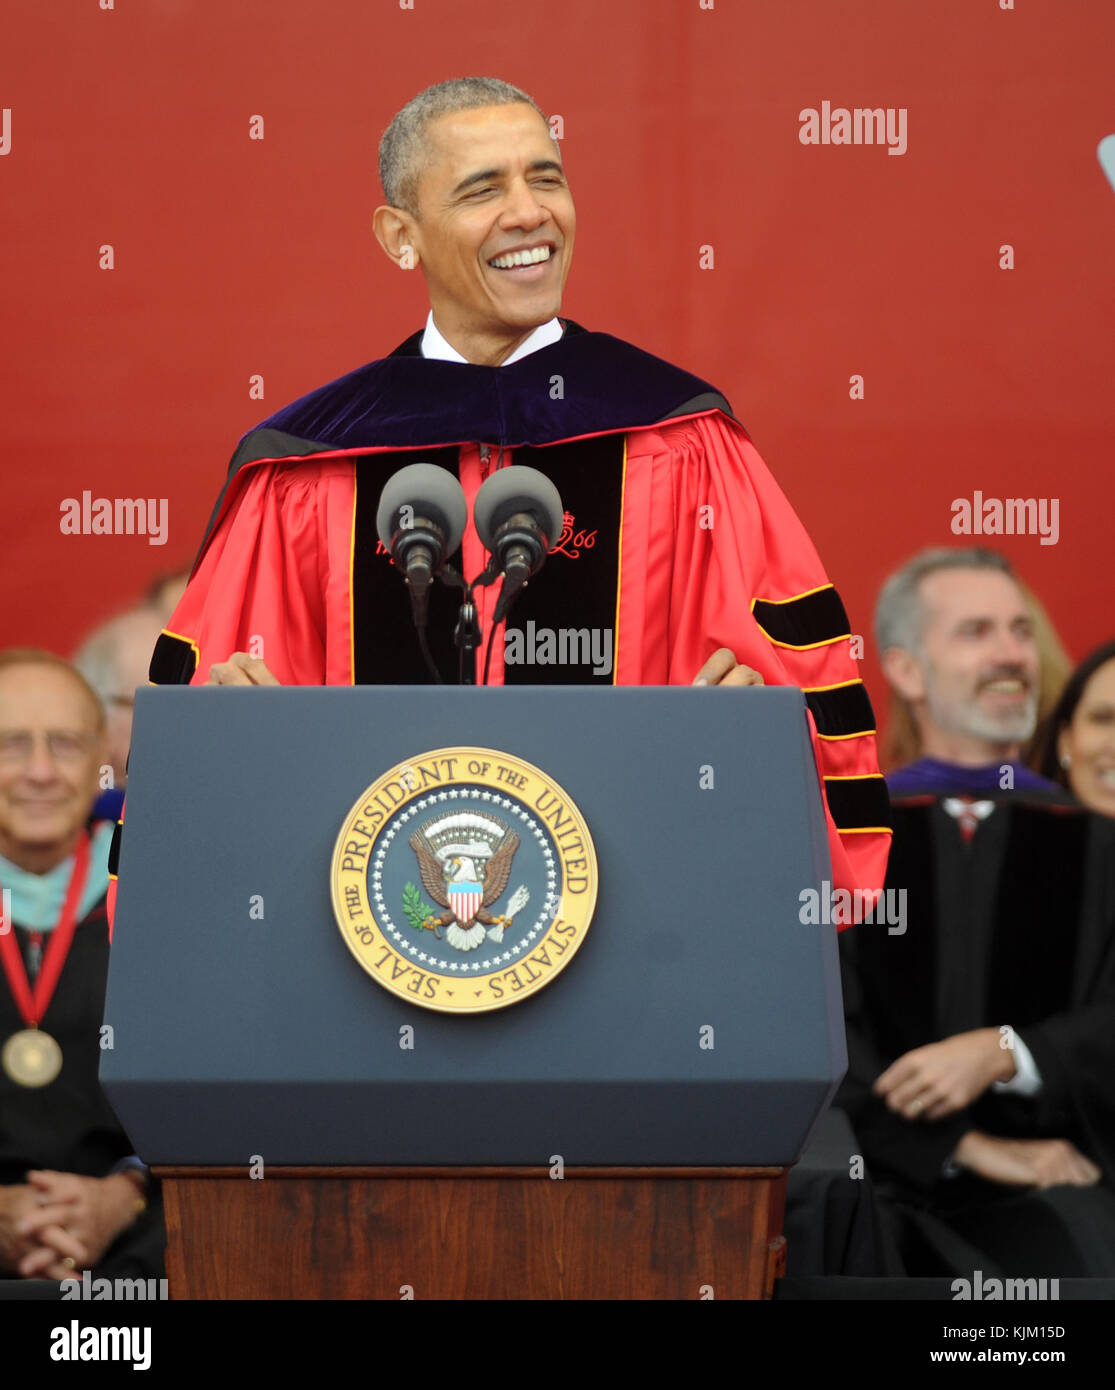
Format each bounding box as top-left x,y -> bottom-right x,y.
0,832 -> 91,1027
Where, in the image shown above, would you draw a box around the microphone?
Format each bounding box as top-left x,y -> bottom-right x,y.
473,466 -> 564,623
377,464 -> 468,679
377,463 -> 468,597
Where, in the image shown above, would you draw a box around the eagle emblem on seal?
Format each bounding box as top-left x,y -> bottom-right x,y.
406,811 -> 531,951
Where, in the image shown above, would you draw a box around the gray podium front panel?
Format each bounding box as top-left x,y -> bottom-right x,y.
101,686 -> 845,1165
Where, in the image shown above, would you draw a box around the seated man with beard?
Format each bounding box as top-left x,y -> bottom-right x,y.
837,547 -> 1115,1277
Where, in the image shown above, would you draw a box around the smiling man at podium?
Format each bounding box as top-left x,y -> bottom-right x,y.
138,76 -> 889,905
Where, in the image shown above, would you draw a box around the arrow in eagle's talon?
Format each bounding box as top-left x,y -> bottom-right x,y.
506,886 -> 530,917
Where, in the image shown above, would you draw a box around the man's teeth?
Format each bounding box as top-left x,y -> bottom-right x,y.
489,246 -> 552,269
1096,769 -> 1115,788
984,680 -> 1025,693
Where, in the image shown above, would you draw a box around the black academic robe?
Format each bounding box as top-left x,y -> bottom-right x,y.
837,796 -> 1115,1276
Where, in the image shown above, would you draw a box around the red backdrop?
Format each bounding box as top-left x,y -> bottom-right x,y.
3,0 -> 1113,712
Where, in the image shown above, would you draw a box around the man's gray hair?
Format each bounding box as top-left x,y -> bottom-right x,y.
72,625 -> 121,704
379,77 -> 551,218
72,606 -> 161,704
874,547 -> 1015,656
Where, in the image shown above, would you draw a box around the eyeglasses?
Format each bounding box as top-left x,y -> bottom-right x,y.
0,731 -> 98,765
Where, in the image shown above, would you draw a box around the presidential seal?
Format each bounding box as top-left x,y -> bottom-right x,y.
330,748 -> 597,1013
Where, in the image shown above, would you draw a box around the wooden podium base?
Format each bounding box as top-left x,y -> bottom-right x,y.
154,1165 -> 788,1300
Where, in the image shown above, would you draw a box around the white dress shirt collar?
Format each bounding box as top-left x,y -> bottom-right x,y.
420,311 -> 563,365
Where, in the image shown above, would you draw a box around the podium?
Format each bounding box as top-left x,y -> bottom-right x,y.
101,686 -> 845,1299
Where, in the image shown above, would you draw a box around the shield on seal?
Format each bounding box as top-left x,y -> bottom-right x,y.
448,881 -> 484,926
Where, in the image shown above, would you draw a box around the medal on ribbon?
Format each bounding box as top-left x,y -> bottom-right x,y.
0,832 -> 91,1088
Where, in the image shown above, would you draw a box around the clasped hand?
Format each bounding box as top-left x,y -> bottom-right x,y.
0,1171 -> 142,1279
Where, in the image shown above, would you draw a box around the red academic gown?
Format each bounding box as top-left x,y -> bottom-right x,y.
111,326 -> 890,923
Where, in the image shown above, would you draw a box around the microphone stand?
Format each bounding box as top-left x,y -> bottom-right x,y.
443,557 -> 501,685
435,516 -> 548,686
454,589 -> 481,686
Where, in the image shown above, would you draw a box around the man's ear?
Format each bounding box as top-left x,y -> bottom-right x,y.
373,205 -> 420,270
881,646 -> 927,702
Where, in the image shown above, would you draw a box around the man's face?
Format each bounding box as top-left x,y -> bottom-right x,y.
406,103 -> 575,345
0,664 -> 103,868
913,570 -> 1040,746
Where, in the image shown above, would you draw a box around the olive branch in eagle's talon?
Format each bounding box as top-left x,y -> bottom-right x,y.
402,881 -> 441,937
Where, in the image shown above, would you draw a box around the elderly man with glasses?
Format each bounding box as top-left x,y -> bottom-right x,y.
0,649 -> 163,1286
